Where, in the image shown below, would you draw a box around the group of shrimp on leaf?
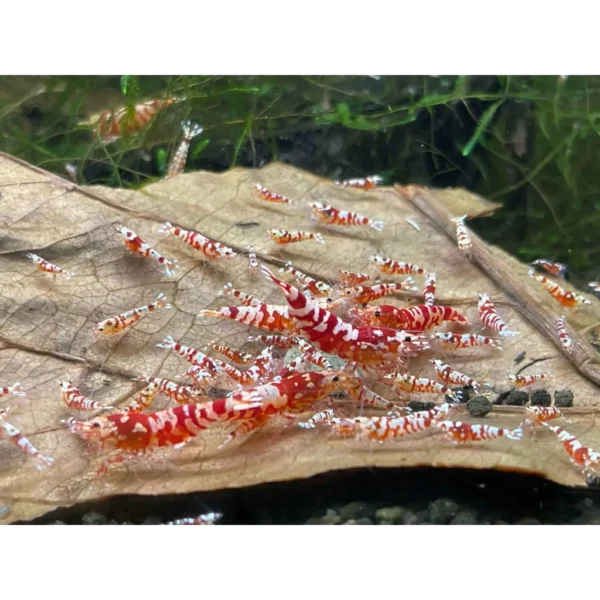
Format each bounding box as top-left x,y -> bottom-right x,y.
4,173 -> 598,497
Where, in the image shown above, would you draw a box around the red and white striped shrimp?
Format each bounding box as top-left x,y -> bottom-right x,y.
556,315 -> 573,353
117,225 -> 178,276
198,303 -> 295,335
96,97 -> 180,142
357,304 -> 468,331
423,273 -> 437,307
211,343 -> 253,365
26,253 -> 73,279
531,259 -> 567,279
123,381 -> 161,413
157,336 -> 219,373
369,256 -> 425,276
158,222 -> 237,260
451,215 -> 472,251
309,202 -> 384,232
135,376 -> 206,404
430,359 -> 479,391
248,246 -> 258,272
478,293 -> 519,337
268,229 -> 325,245
542,423 -> 600,473
525,405 -> 563,424
261,266 -> 430,367
291,337 -> 332,370
218,282 -> 262,307
59,381 -> 114,412
509,374 -> 548,388
166,121 -> 203,178
0,383 -> 25,398
253,183 -> 294,206
344,281 -> 417,304
279,262 -> 331,297
0,408 -> 54,469
444,420 -> 521,442
433,332 -> 503,350
334,176 -> 382,190
64,398 -> 259,474
528,269 -> 591,308
328,414 -> 435,441
165,512 -> 223,525
96,293 -> 171,335
298,409 -> 335,429
339,270 -> 371,287
438,420 -> 523,442
386,373 -> 457,400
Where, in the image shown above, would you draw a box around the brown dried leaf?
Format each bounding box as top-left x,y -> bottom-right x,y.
1,153 -> 599,524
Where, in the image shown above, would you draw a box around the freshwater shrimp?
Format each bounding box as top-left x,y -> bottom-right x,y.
309,202 -> 384,232
135,376 -> 206,404
117,225 -> 178,276
386,373 -> 458,401
369,256 -> 425,276
157,336 -> 219,373
525,405 -> 563,424
95,293 -> 171,335
334,176 -> 382,190
268,229 -> 325,245
166,121 -> 203,178
59,381 -> 114,412
211,343 -> 254,365
0,408 -> 54,469
248,246 -> 258,272
339,270 -> 371,287
0,383 -> 25,398
291,337 -> 333,370
95,97 -> 180,142
356,304 -> 468,331
556,315 -> 573,352
542,423 -> 600,475
509,374 -> 549,388
298,409 -> 335,429
260,266 -> 430,367
430,359 -> 480,391
451,215 -> 472,251
478,293 -> 519,337
528,269 -> 591,308
218,282 -> 262,307
158,222 -> 237,260
423,273 -> 437,307
253,183 -> 294,206
26,253 -> 73,279
432,332 -> 503,350
198,303 -> 295,335
247,334 -> 294,350
437,421 -> 523,442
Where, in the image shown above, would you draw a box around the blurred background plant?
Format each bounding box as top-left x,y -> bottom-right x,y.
1,75 -> 599,285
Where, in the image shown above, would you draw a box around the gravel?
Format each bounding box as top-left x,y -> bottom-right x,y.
504,390 -> 529,406
429,498 -> 460,524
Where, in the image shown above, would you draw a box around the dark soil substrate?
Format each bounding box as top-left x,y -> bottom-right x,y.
19,467 -> 600,525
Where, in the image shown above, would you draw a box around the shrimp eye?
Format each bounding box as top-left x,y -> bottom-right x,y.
332,375 -> 340,382
92,422 -> 101,428
405,336 -> 412,342
374,310 -> 381,317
